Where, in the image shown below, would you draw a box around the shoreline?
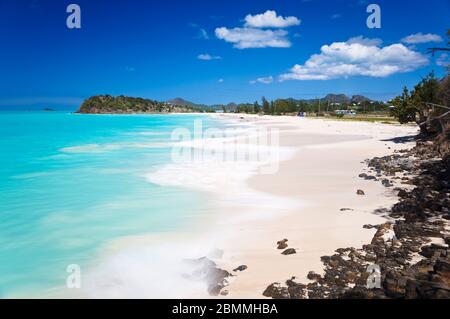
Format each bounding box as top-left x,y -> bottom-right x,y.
49,113 -> 419,298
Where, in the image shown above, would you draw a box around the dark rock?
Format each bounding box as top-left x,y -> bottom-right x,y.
420,244 -> 447,258
359,173 -> 376,180
233,265 -> 248,272
397,189 -> 409,198
263,283 -> 290,299
183,257 -> 231,296
207,268 -> 231,296
277,239 -> 288,249
286,279 -> 308,299
382,179 -> 393,187
307,271 -> 322,281
357,189 -> 365,195
282,248 -> 297,255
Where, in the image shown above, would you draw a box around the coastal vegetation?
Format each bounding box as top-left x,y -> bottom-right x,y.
390,72 -> 448,137
389,28 -> 449,152
77,94 -> 391,118
230,94 -> 390,117
77,95 -> 215,114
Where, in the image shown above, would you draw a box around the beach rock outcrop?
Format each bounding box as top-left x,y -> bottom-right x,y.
263,278 -> 309,299
183,257 -> 231,296
263,283 -> 291,299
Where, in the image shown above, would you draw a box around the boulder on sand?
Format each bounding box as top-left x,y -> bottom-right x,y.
277,239 -> 288,249
282,248 -> 297,255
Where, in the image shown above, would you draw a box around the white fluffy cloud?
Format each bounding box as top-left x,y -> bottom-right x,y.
197,53 -> 222,60
215,10 -> 300,49
244,10 -> 301,28
250,76 -> 274,84
279,37 -> 428,81
401,33 -> 443,44
215,27 -> 291,49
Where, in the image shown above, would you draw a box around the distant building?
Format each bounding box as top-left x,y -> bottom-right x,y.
335,110 -> 357,116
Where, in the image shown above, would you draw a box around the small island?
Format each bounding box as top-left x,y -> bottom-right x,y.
76,95 -> 213,114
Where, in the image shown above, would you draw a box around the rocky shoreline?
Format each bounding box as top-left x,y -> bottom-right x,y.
262,139 -> 450,299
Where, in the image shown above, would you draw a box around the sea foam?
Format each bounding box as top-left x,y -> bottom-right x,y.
80,117 -> 304,298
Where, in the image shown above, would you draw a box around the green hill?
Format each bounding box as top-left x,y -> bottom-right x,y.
77,95 -> 208,114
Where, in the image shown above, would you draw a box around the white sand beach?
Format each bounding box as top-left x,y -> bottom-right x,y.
209,114 -> 418,298
67,114 -> 419,299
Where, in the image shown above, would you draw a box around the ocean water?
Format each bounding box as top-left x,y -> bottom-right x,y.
0,111 -> 220,298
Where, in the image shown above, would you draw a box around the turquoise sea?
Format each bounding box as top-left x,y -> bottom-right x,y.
0,111 -> 218,298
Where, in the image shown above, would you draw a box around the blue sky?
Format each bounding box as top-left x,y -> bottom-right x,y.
0,0 -> 448,109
